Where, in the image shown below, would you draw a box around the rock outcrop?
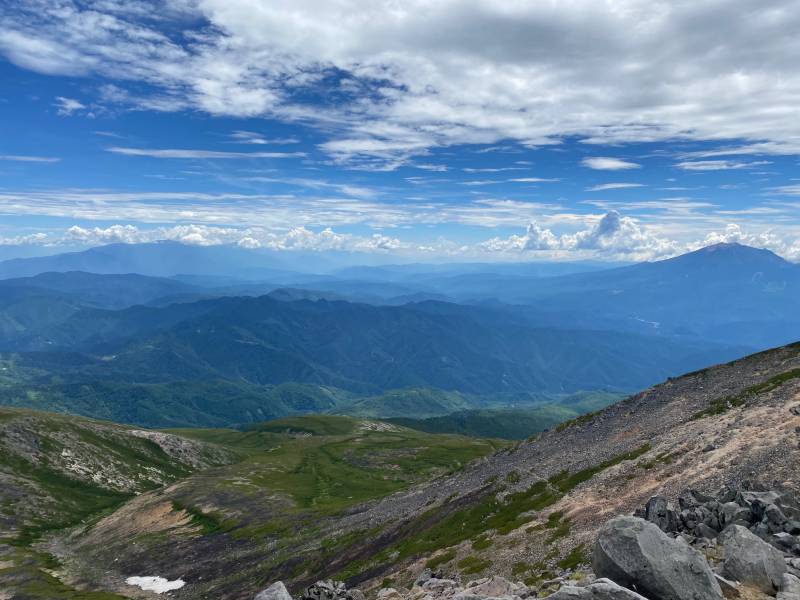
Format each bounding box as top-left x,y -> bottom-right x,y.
777,574 -> 800,600
258,487 -> 800,600
546,578 -> 648,600
593,516 -> 723,600
302,580 -> 365,600
639,488 -> 800,556
719,526 -> 787,594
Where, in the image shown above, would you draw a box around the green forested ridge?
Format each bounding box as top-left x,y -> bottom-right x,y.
386,392 -> 624,439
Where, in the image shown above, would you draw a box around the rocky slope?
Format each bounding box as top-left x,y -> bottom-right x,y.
272,486 -> 800,600
5,341 -> 800,599
0,408 -> 232,598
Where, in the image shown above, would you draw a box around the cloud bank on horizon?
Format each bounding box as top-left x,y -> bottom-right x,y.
0,0 -> 799,262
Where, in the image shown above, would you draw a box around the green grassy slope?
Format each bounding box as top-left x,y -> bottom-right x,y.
31,415 -> 502,599
172,415 -> 503,514
0,407 -> 230,599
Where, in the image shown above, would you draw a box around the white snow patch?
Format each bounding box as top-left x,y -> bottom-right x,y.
125,576 -> 186,593
359,421 -> 399,432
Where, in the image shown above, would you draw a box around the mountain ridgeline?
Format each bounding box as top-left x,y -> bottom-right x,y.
0,242 -> 796,427
0,292 -> 744,426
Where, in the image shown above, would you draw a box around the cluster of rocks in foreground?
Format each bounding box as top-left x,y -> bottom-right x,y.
257,487 -> 800,600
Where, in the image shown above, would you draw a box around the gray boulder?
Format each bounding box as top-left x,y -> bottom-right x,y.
695,523 -> 719,540
720,502 -> 750,529
774,533 -> 797,551
720,525 -> 787,593
766,504 -> 790,534
736,491 -> 781,514
545,578 -> 649,600
255,582 -> 293,600
415,568 -> 438,587
461,576 -> 524,598
593,516 -> 723,600
422,578 -> 460,594
644,496 -> 679,533
778,573 -> 800,600
679,490 -> 714,510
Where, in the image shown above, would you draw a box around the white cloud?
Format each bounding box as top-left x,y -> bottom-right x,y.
4,216 -> 800,263
769,185 -> 800,196
693,223 -> 800,261
0,155 -> 60,163
587,183 -> 645,191
0,232 -> 48,245
3,1 -> 800,167
582,157 -> 641,171
459,177 -> 558,186
65,224 -> 144,245
479,210 -> 678,260
680,141 -> 800,158
676,160 -> 772,171
107,147 -> 306,159
414,163 -> 449,172
239,176 -> 376,198
229,130 -> 299,145
463,167 -> 524,173
54,96 -> 86,116
509,177 -> 560,183
53,223 -> 405,253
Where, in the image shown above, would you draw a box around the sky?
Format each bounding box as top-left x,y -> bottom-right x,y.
1,0 -> 799,263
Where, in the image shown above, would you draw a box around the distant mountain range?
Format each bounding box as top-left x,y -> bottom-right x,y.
0,241 -> 617,280
1,241 -> 798,426
1,292 -> 740,392
2,241 -> 797,349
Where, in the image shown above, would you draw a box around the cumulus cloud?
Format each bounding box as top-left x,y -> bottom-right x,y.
4,216 -> 800,263
582,157 -> 641,171
479,211 -> 678,260
0,232 -> 48,245
693,223 -> 800,261
2,1 -> 800,166
39,223 -> 406,254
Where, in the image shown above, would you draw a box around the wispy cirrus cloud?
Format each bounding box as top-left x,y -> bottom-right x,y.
676,160 -> 772,171
107,147 -> 306,159
581,157 -> 641,171
768,185 -> 800,196
509,177 -> 561,183
54,96 -> 86,116
459,177 -> 559,186
0,154 -> 60,163
586,183 -> 645,191
229,131 -> 300,145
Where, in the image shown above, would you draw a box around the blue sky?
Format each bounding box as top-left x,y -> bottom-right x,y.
1,0 -> 799,262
